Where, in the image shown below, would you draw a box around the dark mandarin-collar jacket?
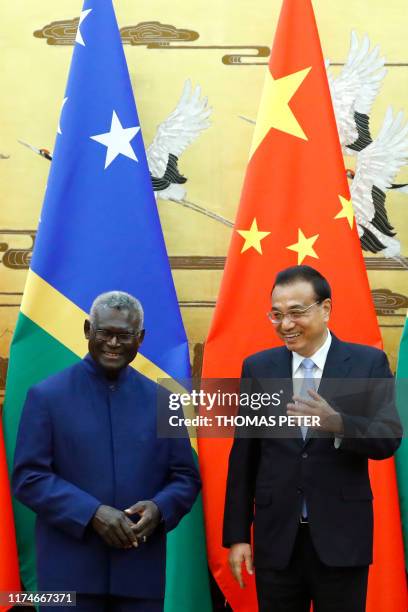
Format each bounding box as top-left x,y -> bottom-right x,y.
13,354 -> 201,598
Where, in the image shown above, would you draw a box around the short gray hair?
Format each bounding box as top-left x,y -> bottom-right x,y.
89,291 -> 144,329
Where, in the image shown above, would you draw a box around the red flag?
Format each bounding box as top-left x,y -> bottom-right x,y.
199,1 -> 407,610
0,420 -> 20,612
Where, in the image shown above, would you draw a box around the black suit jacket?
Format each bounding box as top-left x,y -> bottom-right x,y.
223,335 -> 402,569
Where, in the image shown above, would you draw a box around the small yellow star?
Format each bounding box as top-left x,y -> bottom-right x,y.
249,66 -> 312,159
287,229 -> 319,264
334,195 -> 354,229
236,218 -> 271,254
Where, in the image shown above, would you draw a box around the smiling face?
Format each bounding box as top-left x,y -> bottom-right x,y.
271,280 -> 331,357
84,306 -> 145,378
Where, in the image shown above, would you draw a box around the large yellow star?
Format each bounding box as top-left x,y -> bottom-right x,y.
287,229 -> 319,264
236,218 -> 271,254
334,195 -> 354,229
249,66 -> 312,159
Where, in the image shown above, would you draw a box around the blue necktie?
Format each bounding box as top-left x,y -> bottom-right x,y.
299,358 -> 316,440
299,358 -> 315,519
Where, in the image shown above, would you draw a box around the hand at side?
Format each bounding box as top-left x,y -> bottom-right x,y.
228,543 -> 254,588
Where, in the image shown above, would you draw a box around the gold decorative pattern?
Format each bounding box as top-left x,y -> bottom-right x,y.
0,231 -> 35,270
33,18 -> 269,65
34,19 -> 199,46
121,22 -> 199,45
34,17 -> 80,45
371,288 -> 408,316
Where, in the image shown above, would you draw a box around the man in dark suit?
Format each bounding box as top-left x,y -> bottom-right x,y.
13,291 -> 201,612
223,265 -> 402,612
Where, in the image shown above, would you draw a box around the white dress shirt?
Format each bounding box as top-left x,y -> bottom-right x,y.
292,330 -> 332,391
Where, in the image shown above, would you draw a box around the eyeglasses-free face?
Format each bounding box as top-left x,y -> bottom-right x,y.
269,281 -> 331,357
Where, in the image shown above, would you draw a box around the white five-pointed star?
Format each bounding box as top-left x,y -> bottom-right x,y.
90,111 -> 140,169
76,9 -> 92,46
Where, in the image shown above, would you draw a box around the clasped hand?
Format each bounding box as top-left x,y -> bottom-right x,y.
287,389 -> 344,435
92,500 -> 161,549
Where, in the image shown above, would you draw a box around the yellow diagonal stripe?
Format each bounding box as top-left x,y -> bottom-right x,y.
21,269 -> 89,358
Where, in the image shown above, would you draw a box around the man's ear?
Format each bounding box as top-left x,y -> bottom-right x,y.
322,299 -> 332,321
138,329 -> 146,344
84,319 -> 91,339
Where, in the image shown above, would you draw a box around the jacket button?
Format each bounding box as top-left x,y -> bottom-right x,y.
301,452 -> 308,459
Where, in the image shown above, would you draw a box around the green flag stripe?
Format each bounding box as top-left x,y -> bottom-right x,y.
4,312 -> 80,592
396,316 -> 408,571
4,312 -> 80,466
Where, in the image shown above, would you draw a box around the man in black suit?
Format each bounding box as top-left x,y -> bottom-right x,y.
223,265 -> 402,612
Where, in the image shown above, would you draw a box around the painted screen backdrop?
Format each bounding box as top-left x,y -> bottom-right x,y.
0,0 -> 408,605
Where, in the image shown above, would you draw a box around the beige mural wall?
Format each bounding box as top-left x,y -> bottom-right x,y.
1,0 -> 407,396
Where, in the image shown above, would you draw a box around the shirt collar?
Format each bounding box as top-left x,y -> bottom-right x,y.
82,353 -> 130,384
292,330 -> 332,375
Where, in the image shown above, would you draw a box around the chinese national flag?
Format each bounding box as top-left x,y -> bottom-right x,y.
0,421 -> 20,612
199,0 -> 407,610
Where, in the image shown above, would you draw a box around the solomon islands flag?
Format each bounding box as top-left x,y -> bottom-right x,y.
3,1 -> 211,610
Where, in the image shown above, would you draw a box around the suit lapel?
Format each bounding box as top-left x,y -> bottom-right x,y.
318,335 -> 352,398
270,348 -> 306,446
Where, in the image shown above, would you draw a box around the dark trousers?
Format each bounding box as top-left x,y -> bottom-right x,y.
40,594 -> 164,612
255,524 -> 368,612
